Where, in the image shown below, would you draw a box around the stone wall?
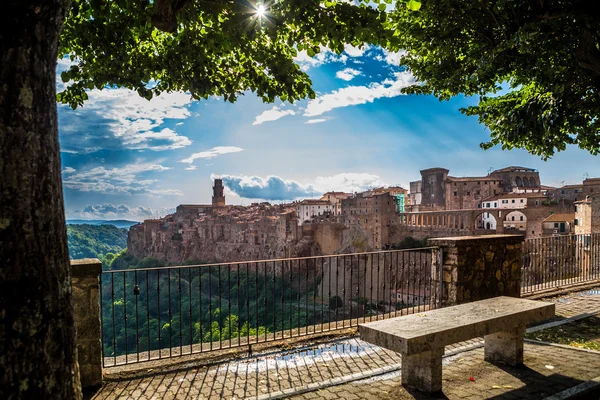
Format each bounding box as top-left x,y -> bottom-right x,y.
428,235 -> 523,306
71,259 -> 102,389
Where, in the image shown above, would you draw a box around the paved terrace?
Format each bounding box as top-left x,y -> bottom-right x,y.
88,287 -> 600,400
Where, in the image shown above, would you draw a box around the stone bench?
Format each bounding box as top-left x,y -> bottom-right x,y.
359,296 -> 555,392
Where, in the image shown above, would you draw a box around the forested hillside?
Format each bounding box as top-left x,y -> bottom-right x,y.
67,224 -> 128,260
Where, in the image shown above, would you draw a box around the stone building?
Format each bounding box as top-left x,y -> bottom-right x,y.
542,213 -> 574,235
320,191 -> 352,216
446,176 -> 504,210
212,178 -> 226,207
575,195 -> 600,234
488,166 -> 541,192
419,167 -> 449,210
409,166 -> 543,212
296,199 -> 335,226
408,180 -> 422,211
341,191 -> 396,249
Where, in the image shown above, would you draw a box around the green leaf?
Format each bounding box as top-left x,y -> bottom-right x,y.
406,0 -> 421,11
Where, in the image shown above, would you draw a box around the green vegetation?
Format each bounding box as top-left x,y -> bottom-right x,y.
391,237 -> 429,250
67,224 -> 128,261
388,0 -> 600,158
525,316 -> 600,351
101,264 -> 324,358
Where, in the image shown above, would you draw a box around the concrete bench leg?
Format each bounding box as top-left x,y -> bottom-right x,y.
401,347 -> 444,393
484,326 -> 526,366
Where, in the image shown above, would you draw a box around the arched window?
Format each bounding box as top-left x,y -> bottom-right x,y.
529,177 -> 536,187
515,176 -> 523,186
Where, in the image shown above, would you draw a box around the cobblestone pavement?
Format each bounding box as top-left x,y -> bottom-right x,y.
292,343 -> 600,400
89,287 -> 600,400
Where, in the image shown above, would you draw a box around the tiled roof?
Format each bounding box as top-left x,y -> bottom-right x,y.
543,213 -> 575,223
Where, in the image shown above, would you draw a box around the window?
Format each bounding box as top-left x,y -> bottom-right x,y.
535,200 -> 539,205
575,190 -> 579,193
520,216 -> 524,221
511,199 -> 515,203
502,200 -> 508,204
574,219 -> 579,226
454,191 -> 458,197
511,216 -> 515,221
561,190 -> 565,194
494,203 -> 497,207
477,181 -> 480,185
575,205 -> 578,212
520,199 -> 524,203
467,191 -> 470,196
554,223 -> 559,228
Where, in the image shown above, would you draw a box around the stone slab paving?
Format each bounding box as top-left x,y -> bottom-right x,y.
292,343 -> 600,400
543,288 -> 600,319
89,287 -> 600,400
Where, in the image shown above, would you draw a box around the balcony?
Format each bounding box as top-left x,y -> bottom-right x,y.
74,234 -> 600,399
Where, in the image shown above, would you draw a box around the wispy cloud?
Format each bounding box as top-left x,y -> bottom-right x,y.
62,162 -> 182,195
305,119 -> 327,124
58,86 -> 193,153
304,71 -> 416,117
180,146 -> 243,164
344,44 -> 370,57
185,165 -> 197,171
215,172 -> 387,200
62,166 -> 76,174
253,106 -> 296,125
67,203 -> 175,221
336,68 -> 362,81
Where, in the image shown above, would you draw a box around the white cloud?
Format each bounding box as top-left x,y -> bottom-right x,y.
305,119 -> 327,124
344,44 -> 370,57
253,106 -> 296,125
381,49 -> 407,66
62,162 -> 182,196
58,84 -> 194,153
180,146 -> 243,164
304,71 -> 417,117
67,204 -> 175,221
185,165 -> 197,171
127,128 -> 192,151
336,68 -> 362,81
62,167 -> 76,174
293,46 -> 347,71
215,172 -> 387,201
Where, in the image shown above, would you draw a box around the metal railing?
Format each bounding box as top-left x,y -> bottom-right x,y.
100,247 -> 440,367
521,233 -> 600,294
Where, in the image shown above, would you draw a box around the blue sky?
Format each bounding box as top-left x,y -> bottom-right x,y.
58,46 -> 600,221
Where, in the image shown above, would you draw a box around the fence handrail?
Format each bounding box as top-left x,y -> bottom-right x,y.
104,246 -> 440,274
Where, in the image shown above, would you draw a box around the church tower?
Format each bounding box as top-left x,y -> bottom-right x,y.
212,178 -> 226,207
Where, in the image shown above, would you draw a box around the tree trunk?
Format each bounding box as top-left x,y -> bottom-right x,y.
0,1 -> 81,399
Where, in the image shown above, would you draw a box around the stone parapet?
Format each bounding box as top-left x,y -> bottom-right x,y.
428,235 -> 524,306
71,258 -> 103,388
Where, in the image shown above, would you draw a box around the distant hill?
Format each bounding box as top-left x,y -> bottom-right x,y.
67,224 -> 129,260
67,219 -> 139,229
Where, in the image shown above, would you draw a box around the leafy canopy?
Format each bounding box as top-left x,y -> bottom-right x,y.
58,0 -> 395,107
387,0 -> 600,159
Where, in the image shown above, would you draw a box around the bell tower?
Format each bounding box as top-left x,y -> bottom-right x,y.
212,178 -> 226,207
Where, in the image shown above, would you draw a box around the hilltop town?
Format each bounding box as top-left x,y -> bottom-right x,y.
128,167 -> 600,263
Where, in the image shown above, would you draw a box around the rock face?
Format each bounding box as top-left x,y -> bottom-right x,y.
127,202 -> 338,264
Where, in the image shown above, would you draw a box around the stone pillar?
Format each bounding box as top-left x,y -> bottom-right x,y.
428,235 -> 524,306
484,326 -> 525,366
71,259 -> 103,389
401,347 -> 444,392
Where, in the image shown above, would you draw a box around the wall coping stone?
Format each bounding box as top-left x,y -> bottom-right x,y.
428,234 -> 524,247
71,258 -> 102,278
